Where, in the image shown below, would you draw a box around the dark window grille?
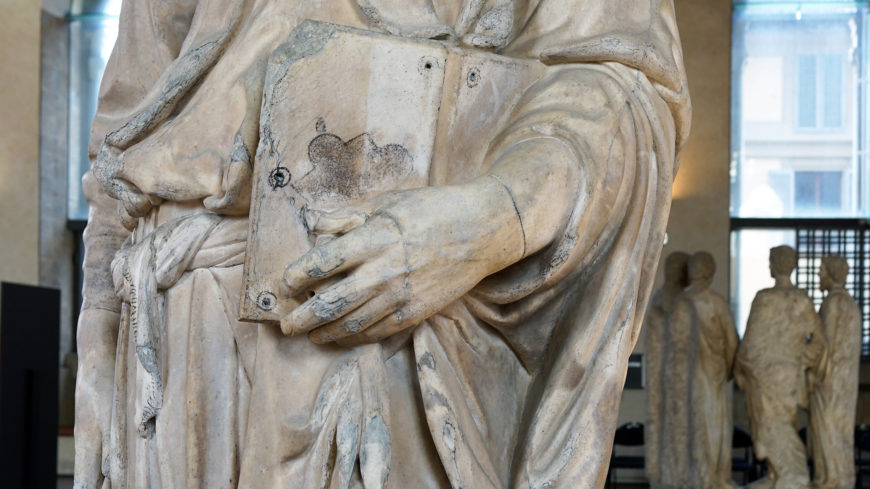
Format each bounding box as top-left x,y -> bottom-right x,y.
732,218 -> 870,358
795,227 -> 870,356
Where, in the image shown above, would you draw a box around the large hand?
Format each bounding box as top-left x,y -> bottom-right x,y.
280,178 -> 524,345
92,142 -> 155,220
74,308 -> 119,489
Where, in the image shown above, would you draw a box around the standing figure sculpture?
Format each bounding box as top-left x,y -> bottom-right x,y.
670,252 -> 739,489
645,251 -> 690,489
73,0 -> 691,488
808,256 -> 860,489
652,252 -> 739,489
734,245 -> 825,489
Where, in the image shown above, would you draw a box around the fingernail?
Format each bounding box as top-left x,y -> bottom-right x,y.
280,316 -> 296,336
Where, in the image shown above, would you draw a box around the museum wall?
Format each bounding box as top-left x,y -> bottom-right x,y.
665,0 -> 733,302
0,0 -> 41,288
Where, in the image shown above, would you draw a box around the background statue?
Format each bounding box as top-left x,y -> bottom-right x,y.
73,0 -> 691,488
645,250 -> 690,489
653,252 -> 739,489
671,252 -> 739,489
734,245 -> 825,489
808,255 -> 860,489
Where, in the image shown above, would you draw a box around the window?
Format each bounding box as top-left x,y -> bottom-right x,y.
68,0 -> 121,221
732,2 -> 861,220
794,170 -> 843,214
731,0 -> 870,351
743,57 -> 784,123
796,53 -> 844,130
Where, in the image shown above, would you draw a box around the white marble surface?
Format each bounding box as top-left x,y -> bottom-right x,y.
74,1 -> 691,487
645,251 -> 689,488
735,246 -> 825,489
808,256 -> 861,489
647,252 -> 738,489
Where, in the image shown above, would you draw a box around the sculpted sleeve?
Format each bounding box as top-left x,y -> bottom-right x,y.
75,1 -> 198,486
451,53 -> 686,489
81,0 -> 197,312
805,307 -> 828,385
721,299 -> 739,377
735,293 -> 766,389
466,4 -> 689,486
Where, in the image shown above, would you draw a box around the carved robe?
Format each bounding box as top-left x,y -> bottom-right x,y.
734,286 -> 824,489
809,288 -> 860,489
76,0 -> 691,488
662,288 -> 738,489
644,282 -> 682,489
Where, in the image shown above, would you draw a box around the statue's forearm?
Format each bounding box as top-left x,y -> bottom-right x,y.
74,307 -> 120,487
74,172 -> 128,485
485,137 -> 581,260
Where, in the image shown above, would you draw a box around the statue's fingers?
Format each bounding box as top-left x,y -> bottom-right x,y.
116,178 -> 153,218
117,201 -> 139,231
333,308 -> 410,347
304,207 -> 368,235
283,227 -> 384,293
308,292 -> 399,344
281,278 -> 376,335
280,274 -> 380,336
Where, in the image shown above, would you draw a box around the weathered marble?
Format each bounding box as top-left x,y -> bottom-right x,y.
808,256 -> 860,489
648,252 -> 738,489
645,251 -> 689,488
734,245 -> 825,489
74,1 -> 691,488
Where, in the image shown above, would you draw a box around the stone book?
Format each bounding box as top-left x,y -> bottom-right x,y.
241,20 -> 545,322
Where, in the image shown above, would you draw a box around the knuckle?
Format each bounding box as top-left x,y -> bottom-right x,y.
343,316 -> 368,334
283,266 -> 303,287
310,294 -> 351,321
307,247 -> 343,278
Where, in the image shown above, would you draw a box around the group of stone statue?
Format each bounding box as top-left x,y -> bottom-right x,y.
645,246 -> 861,489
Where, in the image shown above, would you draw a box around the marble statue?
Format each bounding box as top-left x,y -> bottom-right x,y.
645,250 -> 689,488
808,256 -> 860,489
734,245 -> 825,489
647,252 -> 738,489
73,1 -> 691,488
669,252 -> 739,489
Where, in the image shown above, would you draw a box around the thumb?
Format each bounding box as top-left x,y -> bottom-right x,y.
303,191 -> 401,234
303,207 -> 368,235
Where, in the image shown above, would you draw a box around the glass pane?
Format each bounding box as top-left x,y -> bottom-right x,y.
823,53 -> 844,128
71,0 -> 122,16
731,2 -> 866,218
743,57 -> 784,122
67,16 -> 119,220
797,53 -> 817,128
794,170 -> 843,214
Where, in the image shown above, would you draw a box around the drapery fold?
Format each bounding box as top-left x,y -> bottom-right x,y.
103,214 -> 252,488
79,1 -> 690,487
